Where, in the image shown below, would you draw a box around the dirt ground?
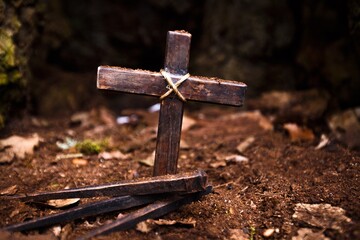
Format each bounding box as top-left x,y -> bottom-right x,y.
0,104 -> 359,240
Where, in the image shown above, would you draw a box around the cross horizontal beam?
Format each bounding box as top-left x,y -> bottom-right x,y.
98,66 -> 246,107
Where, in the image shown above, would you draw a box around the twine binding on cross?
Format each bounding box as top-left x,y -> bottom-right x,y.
160,69 -> 190,102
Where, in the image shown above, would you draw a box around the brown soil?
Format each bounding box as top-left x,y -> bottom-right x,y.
0,106 -> 359,239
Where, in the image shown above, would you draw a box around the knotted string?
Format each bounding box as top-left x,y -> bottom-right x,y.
160,69 -> 190,102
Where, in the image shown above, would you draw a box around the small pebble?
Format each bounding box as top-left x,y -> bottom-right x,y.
72,158 -> 88,166
263,228 -> 275,237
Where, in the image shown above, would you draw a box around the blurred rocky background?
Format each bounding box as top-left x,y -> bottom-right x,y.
0,0 -> 359,127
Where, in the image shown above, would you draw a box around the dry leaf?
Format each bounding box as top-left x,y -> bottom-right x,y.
283,123 -> 315,142
182,115 -> 196,131
0,134 -> 42,162
328,109 -> 360,149
70,111 -> 90,127
47,198 -> 80,208
51,225 -> 62,237
210,160 -> 227,168
31,117 -> 49,127
98,151 -> 113,160
228,228 -> 249,240
110,150 -> 128,159
56,138 -> 77,150
236,136 -> 255,153
153,219 -> 177,225
236,111 -> 273,131
98,150 -> 128,160
0,151 -> 15,163
291,228 -> 330,240
60,223 -> 72,240
259,91 -> 292,109
10,209 -> 20,218
177,218 -> 197,227
256,89 -> 329,120
0,230 -> 57,240
293,203 -> 352,232
180,140 -> 190,149
138,151 -> 155,167
136,221 -> 153,233
98,107 -> 116,126
0,185 -> 18,195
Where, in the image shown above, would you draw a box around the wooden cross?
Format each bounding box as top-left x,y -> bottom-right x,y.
97,30 -> 246,176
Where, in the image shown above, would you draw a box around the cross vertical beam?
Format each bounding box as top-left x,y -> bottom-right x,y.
153,31 -> 191,176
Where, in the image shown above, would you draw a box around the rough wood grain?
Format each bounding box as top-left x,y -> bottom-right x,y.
10,170 -> 208,201
97,30 -> 247,176
153,31 -> 190,176
80,186 -> 212,240
97,67 -> 247,106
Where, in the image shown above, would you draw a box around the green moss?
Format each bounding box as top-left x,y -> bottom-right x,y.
0,114 -> 4,128
76,139 -> 109,155
0,29 -> 16,67
0,73 -> 7,85
0,3 -> 27,128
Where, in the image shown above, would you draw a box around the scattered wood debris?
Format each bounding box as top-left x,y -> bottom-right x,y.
225,155 -> 249,163
0,185 -> 18,195
283,123 -> 315,142
291,228 -> 330,240
72,158 -> 88,166
60,223 -> 72,240
136,218 -> 196,233
315,134 -> 330,150
152,218 -> 196,227
211,154 -> 249,168
236,136 -> 255,153
55,153 -> 84,161
292,203 -> 352,232
210,160 -> 227,168
0,230 -> 56,240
